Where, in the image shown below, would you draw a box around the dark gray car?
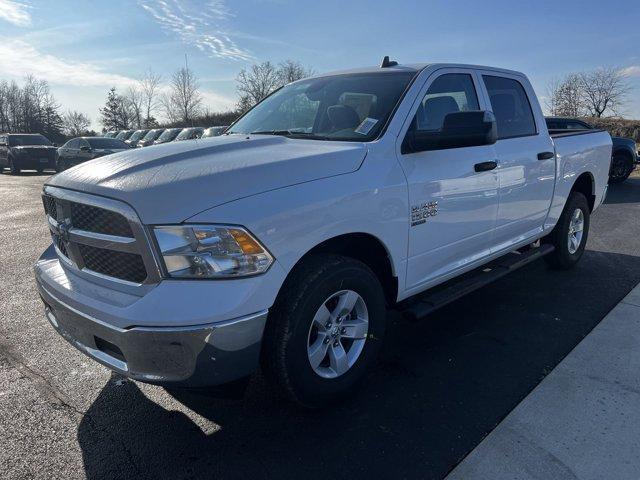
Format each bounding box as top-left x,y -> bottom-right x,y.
0,133 -> 57,174
56,137 -> 129,171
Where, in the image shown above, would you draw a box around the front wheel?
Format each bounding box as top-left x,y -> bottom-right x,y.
544,191 -> 590,269
261,254 -> 386,408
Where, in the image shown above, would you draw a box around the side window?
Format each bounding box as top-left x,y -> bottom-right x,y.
69,139 -> 79,149
415,73 -> 480,132
483,75 -> 536,139
402,73 -> 481,153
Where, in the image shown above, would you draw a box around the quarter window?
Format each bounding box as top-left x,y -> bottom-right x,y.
483,75 -> 536,139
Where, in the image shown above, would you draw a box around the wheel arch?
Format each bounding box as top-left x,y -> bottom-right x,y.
570,171 -> 596,212
277,232 -> 399,307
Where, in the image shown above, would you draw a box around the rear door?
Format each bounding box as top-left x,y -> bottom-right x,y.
477,72 -> 556,250
397,69 -> 499,291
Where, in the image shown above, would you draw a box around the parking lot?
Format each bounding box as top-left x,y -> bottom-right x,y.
1,171 -> 639,480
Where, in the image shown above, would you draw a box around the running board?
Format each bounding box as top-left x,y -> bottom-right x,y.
398,244 -> 555,321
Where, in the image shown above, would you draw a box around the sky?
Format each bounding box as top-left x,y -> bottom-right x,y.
0,0 -> 639,129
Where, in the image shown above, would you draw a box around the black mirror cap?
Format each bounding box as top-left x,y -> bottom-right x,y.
439,110 -> 497,148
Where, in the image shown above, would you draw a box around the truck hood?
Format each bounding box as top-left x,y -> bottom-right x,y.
47,135 -> 367,223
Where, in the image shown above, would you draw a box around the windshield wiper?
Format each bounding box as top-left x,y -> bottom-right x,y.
249,129 -> 295,136
248,130 -> 329,140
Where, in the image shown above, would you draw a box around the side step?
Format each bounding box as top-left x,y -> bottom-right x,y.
398,244 -> 555,321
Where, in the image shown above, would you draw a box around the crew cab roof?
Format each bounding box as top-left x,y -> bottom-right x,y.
310,62 -> 525,79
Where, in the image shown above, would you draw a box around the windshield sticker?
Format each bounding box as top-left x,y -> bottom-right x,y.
354,117 -> 378,135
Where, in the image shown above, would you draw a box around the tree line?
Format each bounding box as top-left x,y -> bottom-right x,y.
546,67 -> 632,118
98,59 -> 314,133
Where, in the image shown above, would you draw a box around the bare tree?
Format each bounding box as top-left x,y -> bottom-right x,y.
236,61 -> 281,113
162,66 -> 203,125
124,86 -> 144,129
277,59 -> 314,84
62,110 -> 91,137
139,70 -> 162,127
546,73 -> 584,117
236,60 -> 314,113
578,67 -> 631,117
0,76 -> 64,141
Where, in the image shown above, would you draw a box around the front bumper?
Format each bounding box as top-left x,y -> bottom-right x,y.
16,154 -> 56,170
35,246 -> 278,387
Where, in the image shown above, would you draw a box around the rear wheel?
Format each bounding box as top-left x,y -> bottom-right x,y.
609,153 -> 632,184
544,191 -> 590,269
261,254 -> 386,408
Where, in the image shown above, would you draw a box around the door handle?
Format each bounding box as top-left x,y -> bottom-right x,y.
537,151 -> 555,160
474,161 -> 498,172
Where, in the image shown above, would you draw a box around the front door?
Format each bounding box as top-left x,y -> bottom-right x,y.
478,73 -> 556,250
397,70 -> 499,292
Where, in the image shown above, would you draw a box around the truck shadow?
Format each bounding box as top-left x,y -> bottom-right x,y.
77,250 -> 640,480
604,177 -> 640,204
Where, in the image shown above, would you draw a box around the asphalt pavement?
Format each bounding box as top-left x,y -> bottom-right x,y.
1,171 -> 639,480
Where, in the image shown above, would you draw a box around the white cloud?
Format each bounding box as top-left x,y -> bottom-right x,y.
138,0 -> 253,61
0,0 -> 31,26
621,66 -> 640,78
0,38 -> 137,88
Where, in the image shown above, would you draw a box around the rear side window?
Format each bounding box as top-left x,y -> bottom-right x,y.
483,75 -> 536,139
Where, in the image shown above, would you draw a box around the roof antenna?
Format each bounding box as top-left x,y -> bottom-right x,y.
380,56 -> 398,68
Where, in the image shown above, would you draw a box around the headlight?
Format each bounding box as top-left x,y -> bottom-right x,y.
153,225 -> 273,279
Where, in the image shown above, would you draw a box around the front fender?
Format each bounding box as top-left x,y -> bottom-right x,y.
186,160 -> 409,284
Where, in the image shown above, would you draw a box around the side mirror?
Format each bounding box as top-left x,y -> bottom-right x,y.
403,110 -> 497,154
439,111 -> 497,148
80,145 -> 91,152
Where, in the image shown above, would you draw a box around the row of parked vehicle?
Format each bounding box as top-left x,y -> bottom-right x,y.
0,119 -> 636,179
105,126 -> 228,148
0,125 -> 228,174
54,126 -> 227,171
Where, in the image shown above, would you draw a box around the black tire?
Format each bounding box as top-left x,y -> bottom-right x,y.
8,157 -> 20,175
609,153 -> 632,184
544,191 -> 590,270
261,254 -> 386,408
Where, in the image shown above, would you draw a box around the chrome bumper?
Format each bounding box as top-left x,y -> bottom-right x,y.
36,257 -> 269,387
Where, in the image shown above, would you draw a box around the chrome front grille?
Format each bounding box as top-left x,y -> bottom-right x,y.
42,187 -> 160,287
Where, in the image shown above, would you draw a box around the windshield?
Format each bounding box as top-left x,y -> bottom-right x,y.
228,72 -> 415,141
157,128 -> 181,142
115,131 -> 133,140
202,126 -> 227,138
87,138 -> 128,149
176,128 -> 203,140
129,130 -> 148,141
9,134 -> 51,146
143,129 -> 163,141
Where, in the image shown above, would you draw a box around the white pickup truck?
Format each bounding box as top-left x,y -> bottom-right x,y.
35,60 -> 611,407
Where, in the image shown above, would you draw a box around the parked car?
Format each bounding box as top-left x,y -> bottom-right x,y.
55,137 -> 129,171
175,127 -> 204,141
153,128 -> 182,145
202,126 -> 228,138
115,130 -> 135,141
136,129 -> 165,147
103,131 -> 118,138
0,133 -> 57,174
125,129 -> 150,148
546,117 -> 638,183
35,61 -> 611,407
